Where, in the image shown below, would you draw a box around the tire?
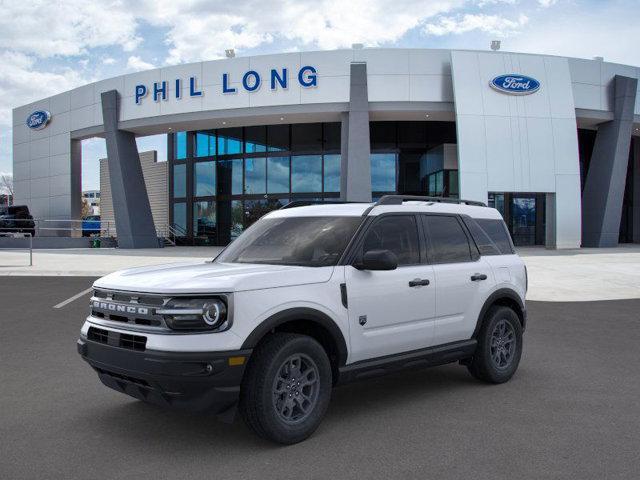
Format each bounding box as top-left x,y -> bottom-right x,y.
467,306 -> 523,384
239,333 -> 332,444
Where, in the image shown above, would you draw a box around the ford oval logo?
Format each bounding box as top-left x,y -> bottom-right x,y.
490,74 -> 540,95
26,110 -> 51,130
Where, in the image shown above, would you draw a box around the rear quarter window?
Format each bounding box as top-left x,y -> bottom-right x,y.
474,218 -> 514,255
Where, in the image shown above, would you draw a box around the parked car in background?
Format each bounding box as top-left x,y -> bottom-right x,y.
82,215 -> 101,237
0,205 -> 35,236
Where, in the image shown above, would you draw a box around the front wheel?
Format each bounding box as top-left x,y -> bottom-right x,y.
467,306 -> 523,384
239,333 -> 332,444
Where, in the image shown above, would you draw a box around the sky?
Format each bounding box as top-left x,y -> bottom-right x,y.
0,0 -> 639,191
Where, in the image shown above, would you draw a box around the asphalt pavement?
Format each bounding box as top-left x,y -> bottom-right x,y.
1,276 -> 639,479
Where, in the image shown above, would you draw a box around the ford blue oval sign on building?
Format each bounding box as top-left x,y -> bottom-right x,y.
26,110 -> 51,130
490,74 -> 540,95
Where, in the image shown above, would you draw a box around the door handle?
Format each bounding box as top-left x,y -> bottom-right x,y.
409,278 -> 430,287
471,273 -> 488,281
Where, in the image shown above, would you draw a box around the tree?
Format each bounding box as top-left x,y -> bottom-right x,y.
81,198 -> 92,218
0,173 -> 13,198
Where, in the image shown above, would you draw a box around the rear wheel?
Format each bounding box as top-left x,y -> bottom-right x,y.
239,333 -> 332,444
467,306 -> 523,383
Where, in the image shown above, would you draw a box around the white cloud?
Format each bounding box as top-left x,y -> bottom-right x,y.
102,57 -> 116,65
424,13 -> 529,36
538,0 -> 557,7
126,55 -> 156,72
0,0 -> 141,57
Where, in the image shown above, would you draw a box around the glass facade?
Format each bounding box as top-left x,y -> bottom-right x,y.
169,123 -> 341,245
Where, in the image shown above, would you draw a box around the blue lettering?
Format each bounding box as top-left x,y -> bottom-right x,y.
153,81 -> 167,101
135,85 -> 147,104
222,73 -> 236,93
189,76 -> 202,97
298,66 -> 317,87
175,79 -> 181,99
270,68 -> 288,90
242,70 -> 261,92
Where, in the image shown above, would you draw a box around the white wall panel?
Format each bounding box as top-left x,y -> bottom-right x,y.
354,48 -> 410,75
202,57 -> 250,87
409,50 -> 451,75
29,157 -> 50,179
409,75 -> 453,102
368,75 -> 410,102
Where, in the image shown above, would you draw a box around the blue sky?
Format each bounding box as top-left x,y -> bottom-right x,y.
1,0 -> 638,192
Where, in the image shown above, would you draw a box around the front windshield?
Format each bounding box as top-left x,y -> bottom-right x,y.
216,216 -> 363,267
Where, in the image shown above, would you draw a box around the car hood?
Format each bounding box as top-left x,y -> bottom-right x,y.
93,261 -> 335,294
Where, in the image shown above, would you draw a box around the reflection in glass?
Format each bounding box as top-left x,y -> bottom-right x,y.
173,163 -> 186,197
245,126 -> 267,153
323,154 -> 340,193
267,156 -> 290,193
195,131 -> 215,157
323,123 -> 341,151
193,201 -> 216,239
370,153 -> 397,192
231,200 -> 244,240
218,128 -> 243,155
291,155 -> 322,193
173,202 -> 187,235
218,159 -> 243,195
194,161 -> 216,197
292,123 -> 322,151
174,131 -> 187,160
245,157 -> 266,194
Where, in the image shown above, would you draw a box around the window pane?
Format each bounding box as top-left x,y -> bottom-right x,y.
195,131 -> 215,157
323,123 -> 341,151
371,153 -> 397,192
218,159 -> 243,195
217,127 -> 243,155
291,155 -> 322,193
267,156 -> 290,193
323,154 -> 340,193
462,217 -> 500,256
231,200 -> 244,240
194,161 -> 216,197
173,163 -> 186,198
362,215 -> 420,265
245,126 -> 267,153
291,123 -> 322,151
174,131 -> 187,160
448,170 -> 459,197
245,157 -> 266,194
193,201 -> 216,239
267,124 -> 289,152
173,202 -> 187,235
476,218 -> 514,254
370,122 -> 396,150
423,215 -> 472,264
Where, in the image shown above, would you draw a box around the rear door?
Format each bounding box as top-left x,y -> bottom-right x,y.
345,214 -> 436,362
422,214 -> 494,345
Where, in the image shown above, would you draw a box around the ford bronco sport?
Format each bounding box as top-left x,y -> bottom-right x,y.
78,195 -> 527,444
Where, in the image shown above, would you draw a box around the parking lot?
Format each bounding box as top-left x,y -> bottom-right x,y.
1,276 -> 640,479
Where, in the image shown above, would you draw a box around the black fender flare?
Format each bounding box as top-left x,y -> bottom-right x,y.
472,288 -> 526,338
241,307 -> 349,366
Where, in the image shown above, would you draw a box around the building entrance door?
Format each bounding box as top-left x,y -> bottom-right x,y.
489,192 -> 546,246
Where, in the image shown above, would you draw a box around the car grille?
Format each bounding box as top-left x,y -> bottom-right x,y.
90,289 -> 170,331
87,326 -> 147,351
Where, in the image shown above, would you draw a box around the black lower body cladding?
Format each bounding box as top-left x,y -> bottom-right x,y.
77,337 -> 252,414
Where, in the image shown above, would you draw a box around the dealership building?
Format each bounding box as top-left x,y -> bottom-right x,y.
11,48 -> 640,248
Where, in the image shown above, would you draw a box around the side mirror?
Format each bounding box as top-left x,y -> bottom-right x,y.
356,249 -> 398,271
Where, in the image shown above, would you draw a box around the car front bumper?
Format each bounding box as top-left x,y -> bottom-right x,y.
77,337 -> 251,415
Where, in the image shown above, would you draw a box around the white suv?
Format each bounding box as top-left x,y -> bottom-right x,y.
78,195 -> 527,444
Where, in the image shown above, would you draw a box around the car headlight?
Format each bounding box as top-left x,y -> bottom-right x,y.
157,297 -> 230,331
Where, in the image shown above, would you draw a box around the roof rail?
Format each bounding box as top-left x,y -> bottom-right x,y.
362,195 -> 486,215
280,200 -> 357,210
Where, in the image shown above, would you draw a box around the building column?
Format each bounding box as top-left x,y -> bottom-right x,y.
582,75 -> 638,247
633,138 -> 640,243
340,62 -> 372,202
101,90 -> 159,248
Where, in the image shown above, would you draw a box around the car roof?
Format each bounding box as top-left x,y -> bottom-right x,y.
265,200 -> 503,220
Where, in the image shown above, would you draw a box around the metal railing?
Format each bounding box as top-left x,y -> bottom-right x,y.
156,223 -> 189,246
0,232 -> 33,266
0,218 -> 115,237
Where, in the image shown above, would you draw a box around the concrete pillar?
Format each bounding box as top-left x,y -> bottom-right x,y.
582,75 -> 638,247
545,193 -> 557,249
340,63 -> 372,202
101,90 -> 159,248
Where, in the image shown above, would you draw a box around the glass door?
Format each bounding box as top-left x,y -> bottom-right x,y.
510,195 -> 537,246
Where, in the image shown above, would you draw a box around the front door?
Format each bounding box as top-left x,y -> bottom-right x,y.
345,214 -> 436,363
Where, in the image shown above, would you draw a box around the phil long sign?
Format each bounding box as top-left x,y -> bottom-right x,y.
490,74 -> 540,95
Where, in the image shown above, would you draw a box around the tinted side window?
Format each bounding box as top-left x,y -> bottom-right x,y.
476,219 -> 514,254
423,215 -> 472,264
362,215 -> 420,266
462,217 -> 500,256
